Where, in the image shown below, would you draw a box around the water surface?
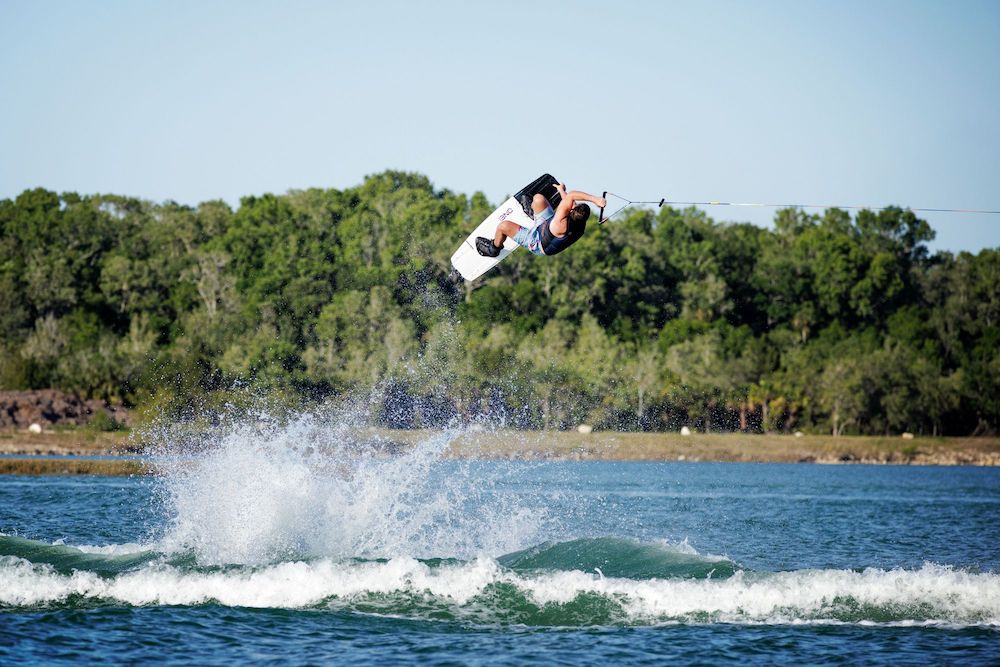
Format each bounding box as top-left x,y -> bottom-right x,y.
1,432 -> 998,665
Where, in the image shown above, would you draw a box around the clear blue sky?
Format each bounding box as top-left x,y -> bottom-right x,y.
2,0 -> 998,251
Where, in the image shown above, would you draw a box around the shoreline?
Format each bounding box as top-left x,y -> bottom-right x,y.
434,430 -> 1000,466
1,429 -> 998,474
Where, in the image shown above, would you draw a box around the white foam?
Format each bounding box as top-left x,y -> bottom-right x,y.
520,563 -> 1000,624
2,556 -> 997,627
149,412 -> 547,565
70,542 -> 150,556
0,555 -> 501,608
657,537 -> 729,562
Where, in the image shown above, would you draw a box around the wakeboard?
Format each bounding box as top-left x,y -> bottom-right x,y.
450,173 -> 562,281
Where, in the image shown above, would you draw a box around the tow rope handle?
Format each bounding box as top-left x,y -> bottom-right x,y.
598,191 -> 607,224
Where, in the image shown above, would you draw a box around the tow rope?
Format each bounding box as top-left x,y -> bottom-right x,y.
596,192 -> 1000,224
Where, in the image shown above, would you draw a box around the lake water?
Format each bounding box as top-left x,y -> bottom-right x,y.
1,426 -> 998,665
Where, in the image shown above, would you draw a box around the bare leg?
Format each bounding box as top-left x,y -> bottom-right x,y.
530,193 -> 550,215
493,193 -> 552,245
492,219 -> 522,247
479,193 -> 553,257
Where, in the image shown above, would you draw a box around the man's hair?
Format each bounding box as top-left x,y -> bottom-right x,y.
568,203 -> 591,227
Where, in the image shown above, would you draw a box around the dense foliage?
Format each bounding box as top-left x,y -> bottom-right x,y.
1,172 -> 996,435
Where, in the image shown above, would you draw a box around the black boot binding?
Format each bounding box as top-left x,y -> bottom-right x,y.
476,237 -> 502,257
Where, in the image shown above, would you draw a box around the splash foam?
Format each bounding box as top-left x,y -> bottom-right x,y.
148,409 -> 548,565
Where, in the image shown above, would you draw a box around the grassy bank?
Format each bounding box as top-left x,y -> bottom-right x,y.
451,431 -> 1000,465
0,430 -> 135,456
378,430 -> 1000,465
1,429 -> 997,475
0,458 -> 148,476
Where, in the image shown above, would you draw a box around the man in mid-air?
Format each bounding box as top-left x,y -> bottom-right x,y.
475,183 -> 606,258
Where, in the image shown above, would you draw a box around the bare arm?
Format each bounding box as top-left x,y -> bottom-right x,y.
566,190 -> 606,207
554,183 -> 607,217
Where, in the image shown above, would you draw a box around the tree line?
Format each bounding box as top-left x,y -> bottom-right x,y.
1,171 -> 996,435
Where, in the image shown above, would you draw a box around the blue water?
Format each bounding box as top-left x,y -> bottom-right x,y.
1,430 -> 998,665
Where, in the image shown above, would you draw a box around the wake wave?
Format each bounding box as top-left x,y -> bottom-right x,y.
1,536 -> 997,628
0,535 -> 157,575
499,537 -> 737,580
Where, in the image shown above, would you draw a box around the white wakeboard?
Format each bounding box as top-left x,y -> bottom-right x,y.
451,174 -> 562,281
450,197 -> 535,281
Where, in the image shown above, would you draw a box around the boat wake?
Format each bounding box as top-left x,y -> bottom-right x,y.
1,534 -> 998,627
3,410 -> 997,629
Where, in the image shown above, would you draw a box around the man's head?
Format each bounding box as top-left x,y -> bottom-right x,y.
568,203 -> 591,228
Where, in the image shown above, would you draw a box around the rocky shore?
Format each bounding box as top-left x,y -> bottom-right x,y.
0,390 -> 132,430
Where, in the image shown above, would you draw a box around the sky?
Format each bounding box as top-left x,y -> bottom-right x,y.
1,0 -> 998,252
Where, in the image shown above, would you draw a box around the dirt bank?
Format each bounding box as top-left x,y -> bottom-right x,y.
1,429 -> 997,475
0,430 -> 136,457
391,430 -> 1000,466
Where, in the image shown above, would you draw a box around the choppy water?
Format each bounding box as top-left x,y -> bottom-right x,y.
1,422 -> 998,664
